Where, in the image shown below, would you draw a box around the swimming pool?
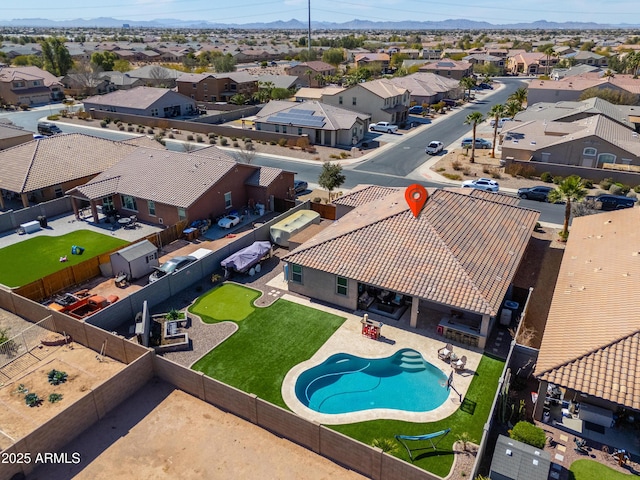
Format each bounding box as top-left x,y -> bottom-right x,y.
295,349 -> 450,415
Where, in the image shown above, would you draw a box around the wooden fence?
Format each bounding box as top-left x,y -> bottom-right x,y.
13,220 -> 189,302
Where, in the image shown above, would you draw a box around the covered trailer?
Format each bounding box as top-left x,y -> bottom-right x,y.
221,241 -> 272,275
269,210 -> 320,247
110,240 -> 159,280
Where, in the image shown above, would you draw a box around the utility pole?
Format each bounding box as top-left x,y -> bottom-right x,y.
307,0 -> 311,57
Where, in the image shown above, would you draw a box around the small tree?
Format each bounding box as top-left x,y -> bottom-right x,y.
548,175 -> 588,241
509,421 -> 546,449
318,162 -> 346,201
488,103 -> 505,158
464,111 -> 484,163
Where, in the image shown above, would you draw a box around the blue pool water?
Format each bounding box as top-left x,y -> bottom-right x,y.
295,348 -> 449,414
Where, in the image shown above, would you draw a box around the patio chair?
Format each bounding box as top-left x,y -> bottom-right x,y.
452,355 -> 467,372
438,343 -> 453,361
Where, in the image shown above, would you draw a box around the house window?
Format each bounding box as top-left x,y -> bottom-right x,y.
148,200 -> 156,216
336,276 -> 348,296
54,187 -> 64,198
177,207 -> 186,220
352,97 -> 357,106
151,108 -> 159,116
203,84 -> 208,91
192,83 -> 197,89
291,264 -> 303,284
583,147 -> 597,156
121,195 -> 137,211
298,127 -> 302,135
339,96 -> 343,105
598,153 -> 616,166
224,192 -> 232,208
256,123 -> 261,130
283,125 -> 287,134
102,196 -> 114,209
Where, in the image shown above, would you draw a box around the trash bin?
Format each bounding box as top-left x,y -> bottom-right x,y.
37,215 -> 47,228
71,245 -> 85,255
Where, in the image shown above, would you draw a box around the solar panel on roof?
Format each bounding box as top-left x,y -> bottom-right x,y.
267,110 -> 326,128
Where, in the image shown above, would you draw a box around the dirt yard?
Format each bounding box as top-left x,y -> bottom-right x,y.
26,379 -> 367,480
0,342 -> 124,444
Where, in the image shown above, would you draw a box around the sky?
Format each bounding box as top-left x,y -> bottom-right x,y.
2,0 -> 637,25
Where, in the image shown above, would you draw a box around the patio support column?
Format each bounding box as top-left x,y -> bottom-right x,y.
71,197 -> 80,219
534,380 -> 548,422
0,194 -> 4,209
20,193 -> 29,208
409,297 -> 419,328
90,201 -> 99,223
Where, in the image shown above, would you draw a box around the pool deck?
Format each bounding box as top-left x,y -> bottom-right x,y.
279,291 -> 482,425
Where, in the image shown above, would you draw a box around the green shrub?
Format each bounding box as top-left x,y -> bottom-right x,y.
220,137 -> 228,146
582,178 -> 593,189
277,138 -> 287,147
371,438 -> 398,454
442,173 -> 462,181
618,183 -> 630,195
48,369 -> 68,385
270,140 -> 277,145
600,177 -> 614,190
147,128 -> 154,134
436,167 -> 446,172
231,136 -> 237,141
339,152 -> 350,159
100,120 -> 108,128
196,135 -> 204,143
634,185 -> 640,193
208,133 -> 216,139
127,126 -> 134,132
25,393 -> 41,407
329,154 -> 340,159
488,167 -> 502,179
119,126 -> 125,131
186,134 -> 194,141
509,421 -> 546,448
451,159 -> 462,171
48,393 -> 63,403
209,139 -> 216,144
609,184 -> 623,195
482,165 -> 492,174
552,176 -> 564,185
168,133 -> 175,139
233,141 -> 239,147
47,114 -> 60,120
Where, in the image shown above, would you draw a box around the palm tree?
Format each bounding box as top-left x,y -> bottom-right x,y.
459,76 -> 476,101
488,103 -> 505,158
542,45 -> 556,76
508,87 -> 528,109
505,99 -> 522,119
548,175 -> 588,240
464,111 -> 485,163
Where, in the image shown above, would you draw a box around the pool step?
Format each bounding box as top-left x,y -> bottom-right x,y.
398,352 -> 427,371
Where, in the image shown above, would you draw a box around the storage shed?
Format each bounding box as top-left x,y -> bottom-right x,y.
110,240 -> 159,280
270,210 -> 320,247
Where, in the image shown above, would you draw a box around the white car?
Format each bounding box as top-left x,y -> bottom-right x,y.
218,214 -> 242,229
461,178 -> 500,192
425,141 -> 444,155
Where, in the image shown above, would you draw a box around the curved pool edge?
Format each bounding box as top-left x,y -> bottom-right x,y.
282,349 -> 464,425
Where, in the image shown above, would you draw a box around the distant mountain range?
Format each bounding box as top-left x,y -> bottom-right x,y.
1,17 -> 639,30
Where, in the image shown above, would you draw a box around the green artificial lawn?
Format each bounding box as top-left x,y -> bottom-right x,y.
191,284 -> 345,407
570,459 -> 634,480
330,354 -> 505,478
0,231 -> 128,287
189,283 -> 260,321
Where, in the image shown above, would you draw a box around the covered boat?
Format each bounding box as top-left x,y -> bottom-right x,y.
221,241 -> 272,274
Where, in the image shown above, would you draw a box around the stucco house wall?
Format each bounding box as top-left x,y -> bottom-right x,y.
286,265 -> 358,311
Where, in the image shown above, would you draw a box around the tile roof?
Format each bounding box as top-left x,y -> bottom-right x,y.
72,148 -> 238,208
535,209 -> 640,410
333,185 -> 400,208
0,133 -> 138,193
284,189 -> 539,316
83,86 -> 190,109
386,72 -> 460,97
244,166 -> 284,187
0,123 -> 32,141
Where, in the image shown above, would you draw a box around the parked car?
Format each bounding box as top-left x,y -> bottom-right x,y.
442,98 -> 457,107
409,105 -> 424,114
294,180 -> 308,193
218,214 -> 242,229
462,178 -> 500,192
478,83 -> 494,90
149,255 -> 197,283
425,141 -> 444,155
489,117 -> 512,128
37,121 -> 62,136
517,185 -> 553,202
461,138 -> 492,149
588,194 -> 637,211
369,122 -> 399,134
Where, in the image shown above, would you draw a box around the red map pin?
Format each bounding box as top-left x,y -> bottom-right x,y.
405,184 -> 428,218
